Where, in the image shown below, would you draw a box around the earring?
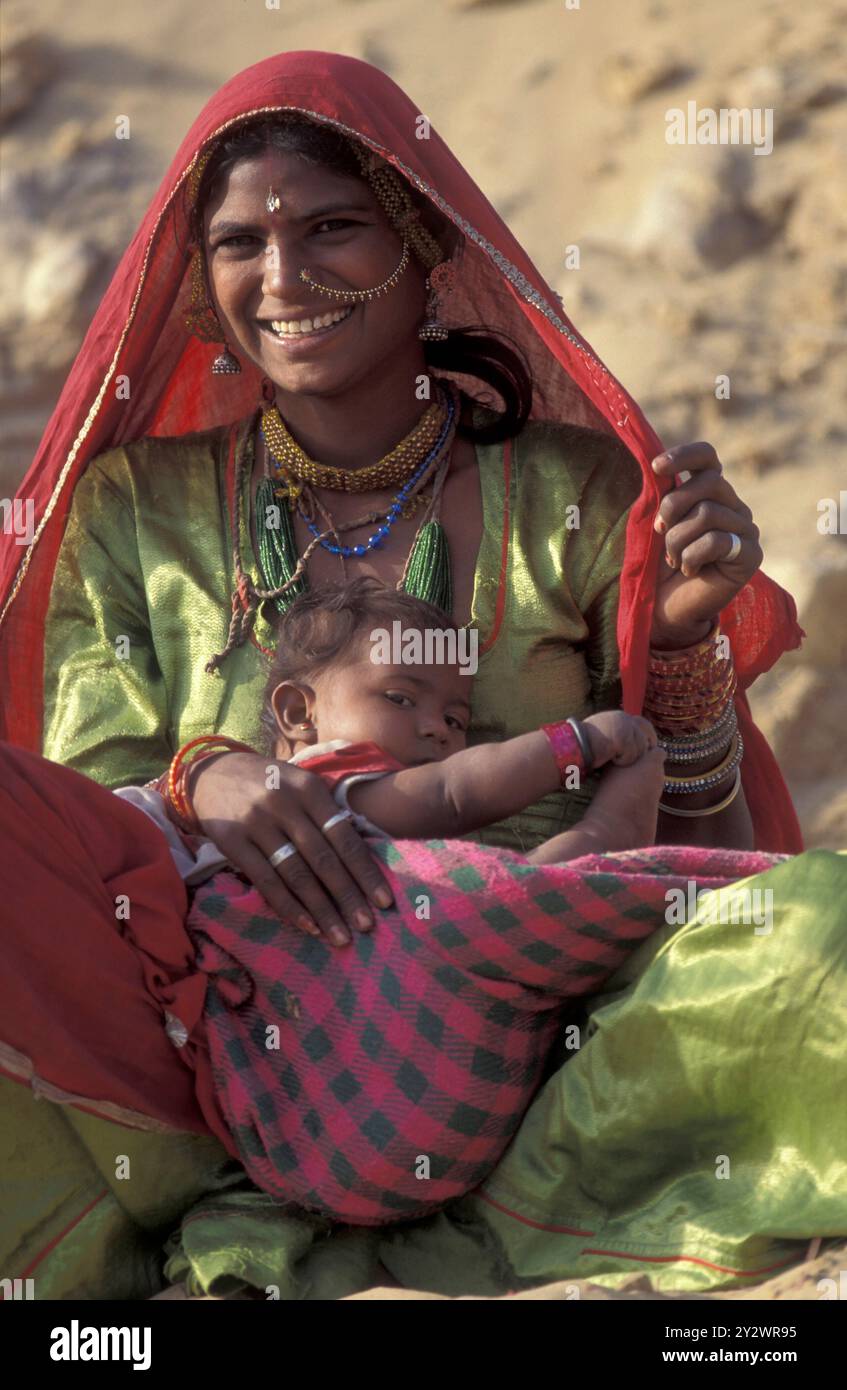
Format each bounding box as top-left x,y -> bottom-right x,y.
419,257 -> 457,342
211,344 -> 242,375
298,722 -> 311,730
184,245 -> 242,375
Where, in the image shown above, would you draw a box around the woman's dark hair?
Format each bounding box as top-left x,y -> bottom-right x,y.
260,575 -> 460,753
186,115 -> 532,446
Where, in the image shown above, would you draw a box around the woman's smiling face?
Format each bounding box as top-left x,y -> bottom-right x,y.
202,150 -> 429,394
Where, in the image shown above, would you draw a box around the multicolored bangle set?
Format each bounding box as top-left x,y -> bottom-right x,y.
643,621 -> 743,817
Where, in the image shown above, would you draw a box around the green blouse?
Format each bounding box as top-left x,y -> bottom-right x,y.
42,404 -> 643,854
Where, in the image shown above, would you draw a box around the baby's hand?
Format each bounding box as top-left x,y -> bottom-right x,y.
581,710 -> 659,769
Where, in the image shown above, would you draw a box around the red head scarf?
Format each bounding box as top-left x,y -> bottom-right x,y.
0,50 -> 803,851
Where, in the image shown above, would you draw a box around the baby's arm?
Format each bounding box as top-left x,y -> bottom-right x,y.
347,711 -> 656,838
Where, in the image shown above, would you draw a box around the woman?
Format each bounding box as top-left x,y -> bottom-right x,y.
1,51 -> 841,1299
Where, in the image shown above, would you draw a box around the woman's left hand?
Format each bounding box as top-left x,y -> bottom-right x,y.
649,442 -> 763,648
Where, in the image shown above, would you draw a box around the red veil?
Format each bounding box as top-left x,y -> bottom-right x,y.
0,50 -> 804,852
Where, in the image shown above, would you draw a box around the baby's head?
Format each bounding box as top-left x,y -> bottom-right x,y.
262,576 -> 475,766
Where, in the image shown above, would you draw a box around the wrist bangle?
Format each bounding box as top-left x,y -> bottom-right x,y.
659,767 -> 742,817
644,621 -> 737,738
541,717 -> 594,786
661,731 -> 743,795
566,717 -> 595,774
658,704 -> 737,761
165,735 -> 256,833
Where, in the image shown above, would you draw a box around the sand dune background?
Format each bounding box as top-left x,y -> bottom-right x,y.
2,0 -> 845,845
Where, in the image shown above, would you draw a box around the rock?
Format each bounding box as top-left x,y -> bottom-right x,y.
49,119 -> 91,161
554,279 -> 602,319
1,229 -> 106,383
776,335 -> 830,388
785,146 -> 847,256
587,156 -> 619,179
726,421 -> 803,474
650,296 -> 709,335
524,59 -> 556,89
799,78 -> 847,111
630,149 -> 774,273
0,32 -> 57,130
20,233 -> 102,328
725,63 -> 789,113
598,48 -> 689,106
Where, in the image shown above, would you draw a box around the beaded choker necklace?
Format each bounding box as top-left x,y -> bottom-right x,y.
254,378 -> 464,620
203,380 -> 468,676
261,396 -> 446,493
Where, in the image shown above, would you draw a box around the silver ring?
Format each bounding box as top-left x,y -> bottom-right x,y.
322,809 -> 354,833
725,532 -> 742,562
268,842 -> 299,869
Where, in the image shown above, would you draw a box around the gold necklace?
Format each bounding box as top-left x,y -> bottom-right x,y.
261,397 -> 447,493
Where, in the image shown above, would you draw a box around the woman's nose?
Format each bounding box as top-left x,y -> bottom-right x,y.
261,241 -> 305,296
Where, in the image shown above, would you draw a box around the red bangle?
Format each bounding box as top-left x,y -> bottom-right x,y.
164,735 -> 256,833
541,718 -> 593,787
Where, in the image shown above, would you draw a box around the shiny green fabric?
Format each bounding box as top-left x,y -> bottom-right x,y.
377,848 -> 847,1294
42,405 -> 642,851
0,1073 -> 243,1299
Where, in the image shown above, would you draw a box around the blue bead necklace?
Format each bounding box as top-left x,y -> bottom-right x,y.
297,389 -> 456,557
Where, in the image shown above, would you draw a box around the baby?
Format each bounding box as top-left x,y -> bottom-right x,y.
259,575 -> 667,864
181,576 -> 670,1226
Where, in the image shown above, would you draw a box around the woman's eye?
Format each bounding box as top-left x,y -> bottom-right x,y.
315,219 -> 358,233
385,692 -> 413,708
216,222 -> 360,251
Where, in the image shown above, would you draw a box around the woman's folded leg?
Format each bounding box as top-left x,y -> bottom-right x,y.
0,744 -> 212,1134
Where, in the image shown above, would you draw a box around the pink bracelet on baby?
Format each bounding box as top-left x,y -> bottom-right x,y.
541,718 -> 595,787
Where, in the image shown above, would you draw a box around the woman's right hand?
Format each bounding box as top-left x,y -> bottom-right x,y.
190,751 -> 395,946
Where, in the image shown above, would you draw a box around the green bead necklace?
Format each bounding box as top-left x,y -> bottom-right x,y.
255,382 -> 460,618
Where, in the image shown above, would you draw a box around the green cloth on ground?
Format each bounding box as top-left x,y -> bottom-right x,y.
0,1074 -> 244,1300
377,848 -> 847,1295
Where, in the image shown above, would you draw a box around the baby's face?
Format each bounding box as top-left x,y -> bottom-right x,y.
309,641 -> 472,766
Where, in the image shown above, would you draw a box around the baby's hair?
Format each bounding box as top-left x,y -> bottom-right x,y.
260,576 -> 459,754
